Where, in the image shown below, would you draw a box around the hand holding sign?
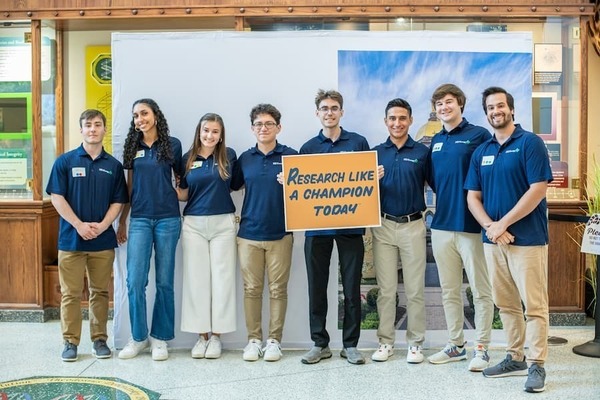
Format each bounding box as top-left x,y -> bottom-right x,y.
282,151 -> 381,231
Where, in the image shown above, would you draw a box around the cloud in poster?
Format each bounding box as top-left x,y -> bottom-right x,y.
339,50 -> 532,144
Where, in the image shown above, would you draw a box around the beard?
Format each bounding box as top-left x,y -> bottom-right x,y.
488,113 -> 512,130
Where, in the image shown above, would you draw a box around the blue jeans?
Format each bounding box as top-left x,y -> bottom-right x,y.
126,217 -> 181,341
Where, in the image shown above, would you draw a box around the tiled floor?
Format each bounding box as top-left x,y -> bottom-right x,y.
1,320 -> 599,400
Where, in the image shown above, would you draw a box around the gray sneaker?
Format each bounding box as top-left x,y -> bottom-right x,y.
340,347 -> 365,365
524,363 -> 546,393
301,346 -> 332,364
483,354 -> 528,378
92,339 -> 112,359
61,341 -> 78,362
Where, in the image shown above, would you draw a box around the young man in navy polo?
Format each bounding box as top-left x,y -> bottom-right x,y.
370,98 -> 429,364
231,103 -> 298,362
427,83 -> 494,371
46,109 -> 128,361
299,89 -> 370,365
465,87 -> 553,393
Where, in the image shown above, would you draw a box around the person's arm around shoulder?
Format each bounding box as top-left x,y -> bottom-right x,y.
230,151 -> 245,191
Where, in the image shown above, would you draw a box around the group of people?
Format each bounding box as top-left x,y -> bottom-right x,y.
47,83 -> 553,394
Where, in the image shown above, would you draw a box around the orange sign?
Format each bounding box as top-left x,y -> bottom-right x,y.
282,151 -> 381,231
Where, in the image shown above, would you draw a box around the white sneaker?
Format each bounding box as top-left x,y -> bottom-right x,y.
243,339 -> 263,361
371,343 -> 394,362
406,345 -> 424,364
150,338 -> 168,361
263,339 -> 282,362
468,344 -> 490,372
205,335 -> 222,359
118,338 -> 149,359
191,336 -> 208,359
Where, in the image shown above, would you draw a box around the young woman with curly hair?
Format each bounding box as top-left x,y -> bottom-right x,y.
116,98 -> 182,362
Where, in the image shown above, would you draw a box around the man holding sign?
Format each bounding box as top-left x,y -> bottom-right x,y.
299,89 -> 370,365
370,98 -> 429,364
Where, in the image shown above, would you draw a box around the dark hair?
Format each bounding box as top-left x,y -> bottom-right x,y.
315,89 -> 343,109
431,83 -> 466,113
385,98 -> 412,117
122,98 -> 173,168
79,109 -> 106,128
250,103 -> 281,125
184,113 -> 230,180
482,86 -> 515,119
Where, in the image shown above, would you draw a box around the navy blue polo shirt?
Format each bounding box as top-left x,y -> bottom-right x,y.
180,147 -> 237,216
429,119 -> 491,233
464,125 -> 553,246
373,136 -> 429,216
128,136 -> 182,219
231,142 -> 298,241
46,145 -> 129,251
299,128 -> 370,237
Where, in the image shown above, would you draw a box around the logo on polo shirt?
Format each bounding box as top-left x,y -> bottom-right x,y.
432,143 -> 443,152
99,168 -> 113,175
505,148 -> 520,154
455,140 -> 471,144
71,167 -> 86,177
273,162 -> 283,165
481,155 -> 495,166
403,158 -> 419,163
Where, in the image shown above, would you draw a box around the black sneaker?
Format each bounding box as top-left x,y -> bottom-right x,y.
482,354 -> 527,378
61,341 -> 78,362
524,363 -> 546,393
92,339 -> 112,359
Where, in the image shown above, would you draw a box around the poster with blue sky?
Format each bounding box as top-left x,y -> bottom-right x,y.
339,50 -> 533,143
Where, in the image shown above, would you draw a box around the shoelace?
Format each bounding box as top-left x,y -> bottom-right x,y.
529,366 -> 544,377
263,342 -> 280,353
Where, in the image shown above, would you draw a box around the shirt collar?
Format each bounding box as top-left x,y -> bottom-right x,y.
76,144 -> 108,160
441,117 -> 469,135
384,135 -> 416,149
491,123 -> 525,144
250,142 -> 284,156
317,127 -> 349,143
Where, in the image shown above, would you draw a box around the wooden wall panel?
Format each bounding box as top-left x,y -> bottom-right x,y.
547,202 -> 588,313
41,203 -> 59,266
0,216 -> 41,306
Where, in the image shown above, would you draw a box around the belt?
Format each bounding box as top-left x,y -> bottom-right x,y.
381,211 -> 422,224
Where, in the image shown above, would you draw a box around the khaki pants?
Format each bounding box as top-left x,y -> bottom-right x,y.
431,229 -> 494,347
483,244 -> 549,365
238,235 -> 293,342
58,249 -> 115,345
372,218 -> 426,346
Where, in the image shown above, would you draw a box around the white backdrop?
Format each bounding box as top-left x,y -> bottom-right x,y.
111,30 -> 532,350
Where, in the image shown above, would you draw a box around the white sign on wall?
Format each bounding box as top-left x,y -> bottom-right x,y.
112,30 -> 532,350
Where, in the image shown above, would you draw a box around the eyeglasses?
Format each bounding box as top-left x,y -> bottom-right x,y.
318,106 -> 341,113
252,121 -> 278,129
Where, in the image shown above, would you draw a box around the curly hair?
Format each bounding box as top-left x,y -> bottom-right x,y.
122,98 -> 173,168
250,103 -> 281,125
184,113 -> 230,180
